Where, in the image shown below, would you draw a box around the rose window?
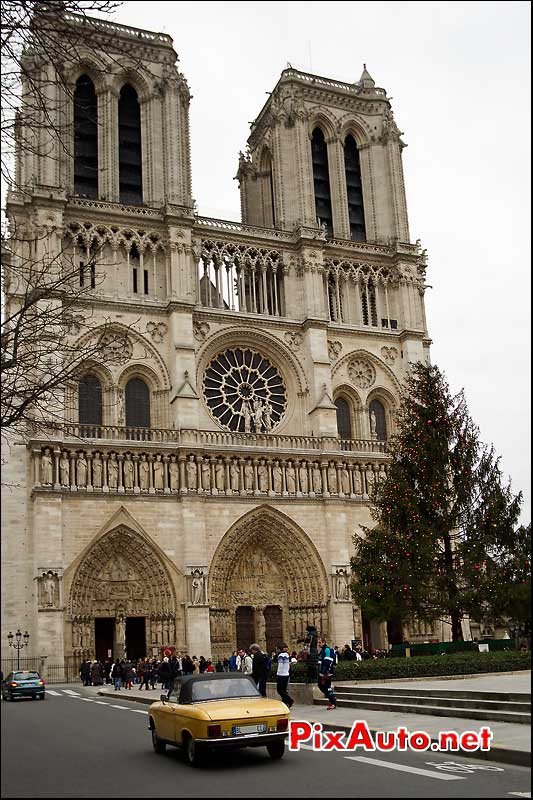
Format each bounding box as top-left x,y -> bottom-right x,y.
203,348 -> 287,433
348,358 -> 376,389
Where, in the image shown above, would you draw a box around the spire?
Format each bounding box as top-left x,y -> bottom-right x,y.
359,64 -> 375,89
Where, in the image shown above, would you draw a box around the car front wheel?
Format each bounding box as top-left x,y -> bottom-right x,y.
151,727 -> 166,754
266,739 -> 285,760
39,694 -> 45,701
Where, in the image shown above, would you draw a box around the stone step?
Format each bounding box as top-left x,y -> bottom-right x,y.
333,691 -> 530,713
336,686 -> 531,703
313,697 -> 531,724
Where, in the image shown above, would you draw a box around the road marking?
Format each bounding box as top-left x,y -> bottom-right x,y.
78,698 -> 94,702
508,793 -> 531,798
94,701 -> 109,705
110,704 -> 130,710
131,709 -> 149,714
62,689 -> 80,695
345,756 -> 466,781
46,690 -> 61,696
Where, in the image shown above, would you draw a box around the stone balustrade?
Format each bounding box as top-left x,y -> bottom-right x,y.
52,424 -> 388,454
33,444 -> 388,500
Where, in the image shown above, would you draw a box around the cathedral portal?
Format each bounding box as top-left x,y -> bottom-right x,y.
209,508 -> 330,659
67,524 -> 180,660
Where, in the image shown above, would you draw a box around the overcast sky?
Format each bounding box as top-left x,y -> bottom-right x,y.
107,0 -> 531,522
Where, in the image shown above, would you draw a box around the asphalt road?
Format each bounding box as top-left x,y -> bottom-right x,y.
1,686 -> 531,798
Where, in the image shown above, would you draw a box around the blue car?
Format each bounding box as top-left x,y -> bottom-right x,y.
2,671 -> 46,701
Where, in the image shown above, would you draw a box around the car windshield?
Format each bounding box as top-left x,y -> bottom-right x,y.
13,672 -> 40,681
191,678 -> 260,702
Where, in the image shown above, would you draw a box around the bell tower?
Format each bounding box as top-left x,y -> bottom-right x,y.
237,65 -> 409,244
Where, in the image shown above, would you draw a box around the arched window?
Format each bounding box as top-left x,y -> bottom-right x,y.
311,128 -> 333,236
361,278 -> 378,327
74,75 -> 98,198
335,397 -> 352,439
260,148 -> 276,228
344,135 -> 366,241
369,399 -> 387,441
125,378 -> 150,428
78,373 -> 102,426
119,84 -> 143,205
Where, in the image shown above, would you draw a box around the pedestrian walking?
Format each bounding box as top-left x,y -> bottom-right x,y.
111,659 -> 124,691
275,644 -> 294,708
250,644 -> 269,697
158,656 -> 172,690
317,636 -> 337,709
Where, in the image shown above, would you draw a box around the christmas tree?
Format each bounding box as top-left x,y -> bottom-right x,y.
351,362 -> 524,641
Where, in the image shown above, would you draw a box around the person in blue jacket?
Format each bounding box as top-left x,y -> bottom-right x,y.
317,636 -> 337,709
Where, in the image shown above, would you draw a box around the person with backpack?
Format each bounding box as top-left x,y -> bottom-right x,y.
250,643 -> 269,697
317,635 -> 337,709
111,658 -> 124,691
275,644 -> 294,708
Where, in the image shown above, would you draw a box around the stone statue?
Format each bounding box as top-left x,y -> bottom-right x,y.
335,570 -> 350,601
191,572 -> 204,605
139,454 -> 150,490
272,461 -> 282,493
299,463 -> 308,494
59,451 -> 70,486
341,465 -> 351,495
123,455 -> 134,489
201,459 -> 211,491
186,455 -> 197,489
92,454 -> 103,489
117,388 -> 125,425
327,463 -> 338,493
72,621 -> 81,648
370,410 -> 377,438
215,458 -> 225,491
378,465 -> 388,483
41,571 -> 58,606
262,399 -> 273,432
244,461 -> 254,490
242,400 -> 252,434
76,453 -> 87,487
353,465 -> 363,495
116,614 -> 126,647
253,398 -> 264,433
169,456 -> 179,490
312,462 -> 322,493
41,449 -> 53,485
365,464 -> 375,495
153,454 -> 164,490
230,461 -> 240,491
107,455 -> 118,489
285,462 -> 296,493
258,460 -> 268,492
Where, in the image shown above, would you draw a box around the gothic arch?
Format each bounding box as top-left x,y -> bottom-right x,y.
65,54 -> 110,94
112,67 -> 153,103
332,347 -> 402,396
307,108 -> 337,142
64,508 -> 183,656
208,506 -> 330,655
337,114 -> 373,147
333,383 -> 364,438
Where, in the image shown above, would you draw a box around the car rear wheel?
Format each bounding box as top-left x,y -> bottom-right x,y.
266,739 -> 285,760
9,694 -> 15,702
151,727 -> 166,754
185,735 -> 206,767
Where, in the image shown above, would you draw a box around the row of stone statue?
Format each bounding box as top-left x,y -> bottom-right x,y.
38,447 -> 388,497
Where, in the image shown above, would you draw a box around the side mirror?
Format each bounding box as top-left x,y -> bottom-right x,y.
160,694 -> 167,703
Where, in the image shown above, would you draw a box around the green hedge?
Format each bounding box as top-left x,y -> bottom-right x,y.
390,639 -> 519,657
271,650 -> 531,683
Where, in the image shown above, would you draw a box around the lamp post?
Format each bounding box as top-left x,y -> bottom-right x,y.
7,629 -> 30,671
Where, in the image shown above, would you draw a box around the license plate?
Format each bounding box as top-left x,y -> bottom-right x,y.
232,723 -> 267,735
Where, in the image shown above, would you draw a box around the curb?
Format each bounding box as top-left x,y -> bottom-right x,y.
332,669 -> 531,686
97,691 -> 531,767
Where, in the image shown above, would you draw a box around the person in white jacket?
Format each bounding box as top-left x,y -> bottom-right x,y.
238,648 -> 253,674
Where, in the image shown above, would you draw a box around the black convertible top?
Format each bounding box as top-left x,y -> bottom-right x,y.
169,673 -> 259,704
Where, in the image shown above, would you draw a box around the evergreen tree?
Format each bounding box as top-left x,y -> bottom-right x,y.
351,362 -> 523,641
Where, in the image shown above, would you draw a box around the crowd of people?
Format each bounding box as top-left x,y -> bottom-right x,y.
78,629 -> 386,710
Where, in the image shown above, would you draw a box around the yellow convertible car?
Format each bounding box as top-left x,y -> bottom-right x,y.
149,673 -> 290,766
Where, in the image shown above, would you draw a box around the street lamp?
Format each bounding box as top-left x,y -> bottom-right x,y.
7,629 -> 30,671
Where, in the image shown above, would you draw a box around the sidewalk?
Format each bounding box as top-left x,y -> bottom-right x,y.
84,671 -> 531,768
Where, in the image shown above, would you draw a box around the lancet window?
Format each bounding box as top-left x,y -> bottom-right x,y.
73,75 -> 98,199
78,374 -> 102,426
335,397 -> 352,439
369,399 -> 387,441
344,135 -> 366,241
119,84 -> 143,205
125,378 -> 150,428
311,128 -> 333,236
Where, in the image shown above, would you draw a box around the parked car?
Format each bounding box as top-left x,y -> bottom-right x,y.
2,671 -> 45,701
149,673 -> 289,766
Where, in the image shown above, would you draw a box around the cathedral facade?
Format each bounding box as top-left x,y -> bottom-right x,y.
1,12 -> 436,665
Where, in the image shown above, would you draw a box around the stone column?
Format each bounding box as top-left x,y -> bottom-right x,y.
117,454 -> 124,494
320,461 -> 330,498
163,455 -> 170,494
132,454 -> 140,494
179,454 -> 187,494
224,457 -> 231,496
